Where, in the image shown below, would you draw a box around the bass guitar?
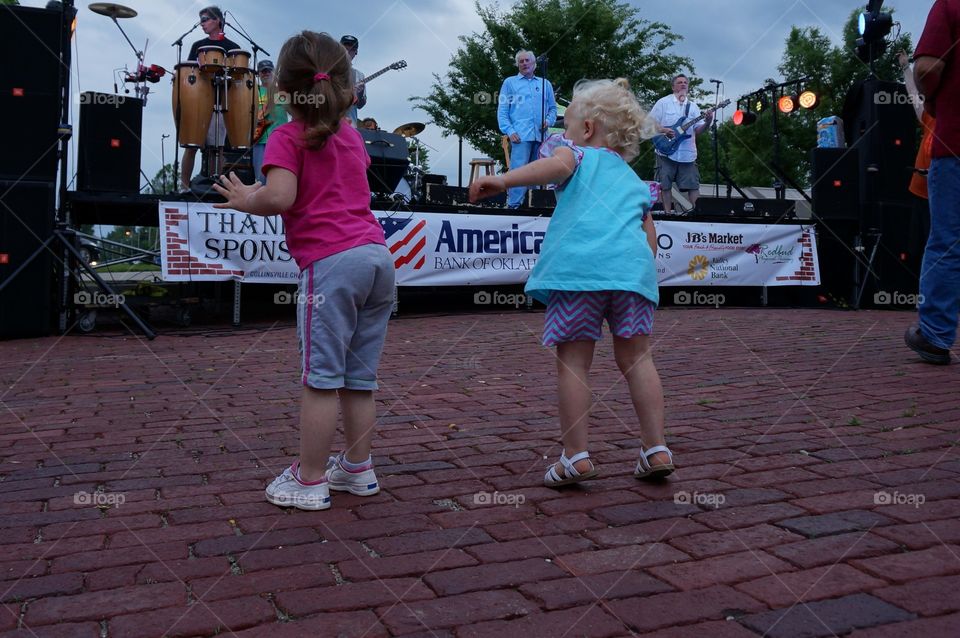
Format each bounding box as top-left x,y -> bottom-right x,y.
651,99 -> 730,156
254,59 -> 409,142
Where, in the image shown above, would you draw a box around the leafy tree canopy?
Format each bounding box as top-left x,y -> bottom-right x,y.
413,0 -> 695,177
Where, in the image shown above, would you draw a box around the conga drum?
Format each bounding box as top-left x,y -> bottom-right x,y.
171,62 -> 214,147
196,45 -> 226,74
225,69 -> 255,149
226,49 -> 251,72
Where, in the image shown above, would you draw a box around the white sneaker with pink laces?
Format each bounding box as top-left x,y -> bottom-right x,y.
326,454 -> 380,496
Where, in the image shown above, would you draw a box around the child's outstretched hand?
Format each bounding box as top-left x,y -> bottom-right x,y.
469,175 -> 506,203
213,172 -> 262,211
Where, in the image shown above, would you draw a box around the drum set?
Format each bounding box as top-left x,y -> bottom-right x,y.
171,47 -> 256,152
88,2 -> 261,190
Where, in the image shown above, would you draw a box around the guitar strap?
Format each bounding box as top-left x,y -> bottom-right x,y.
683,101 -> 691,122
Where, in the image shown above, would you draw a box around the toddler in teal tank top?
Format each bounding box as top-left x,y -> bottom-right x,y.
469,78 -> 676,488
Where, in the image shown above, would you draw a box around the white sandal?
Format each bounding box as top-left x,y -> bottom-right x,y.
634,445 -> 675,480
544,450 -> 599,488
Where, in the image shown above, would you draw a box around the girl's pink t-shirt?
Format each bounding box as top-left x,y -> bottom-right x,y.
262,120 -> 386,271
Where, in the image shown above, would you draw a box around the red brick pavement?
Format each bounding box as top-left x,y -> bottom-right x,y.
0,308 -> 958,636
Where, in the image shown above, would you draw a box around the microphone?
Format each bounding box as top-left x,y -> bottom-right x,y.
536,54 -> 549,62
709,78 -> 723,83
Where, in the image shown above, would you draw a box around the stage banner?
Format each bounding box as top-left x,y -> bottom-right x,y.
159,202 -> 818,287
654,221 -> 820,287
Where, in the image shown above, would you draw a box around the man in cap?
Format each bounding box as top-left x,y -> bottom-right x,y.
252,59 -> 288,184
340,35 -> 366,126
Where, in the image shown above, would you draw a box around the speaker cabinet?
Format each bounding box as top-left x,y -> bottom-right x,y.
0,5 -> 63,181
811,147 -> 860,221
527,189 -> 557,209
844,79 -> 917,206
425,184 -> 470,206
359,129 -> 410,193
78,93 -> 143,192
0,181 -> 56,339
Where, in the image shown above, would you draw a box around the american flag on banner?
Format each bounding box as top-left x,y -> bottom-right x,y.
379,216 -> 427,270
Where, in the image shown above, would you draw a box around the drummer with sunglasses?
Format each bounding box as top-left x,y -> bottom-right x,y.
179,5 -> 240,191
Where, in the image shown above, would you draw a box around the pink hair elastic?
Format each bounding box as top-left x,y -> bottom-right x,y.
313,72 -> 330,82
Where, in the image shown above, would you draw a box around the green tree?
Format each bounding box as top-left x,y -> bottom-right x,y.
412,0 -> 695,179
699,6 -> 913,189
148,164 -> 176,195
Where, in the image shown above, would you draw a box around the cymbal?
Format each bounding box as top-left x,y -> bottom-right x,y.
393,122 -> 425,138
89,3 -> 138,19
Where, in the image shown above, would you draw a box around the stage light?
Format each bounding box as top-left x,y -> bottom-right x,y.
733,109 -> 757,126
754,97 -> 765,113
778,95 -> 798,114
799,90 -> 819,109
859,9 -> 893,43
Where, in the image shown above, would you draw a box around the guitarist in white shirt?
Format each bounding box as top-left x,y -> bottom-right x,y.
650,74 -> 713,213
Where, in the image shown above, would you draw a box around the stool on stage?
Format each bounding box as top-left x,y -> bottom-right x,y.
468,158 -> 495,185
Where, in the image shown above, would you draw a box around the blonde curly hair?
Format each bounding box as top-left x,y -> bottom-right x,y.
567,78 -> 659,162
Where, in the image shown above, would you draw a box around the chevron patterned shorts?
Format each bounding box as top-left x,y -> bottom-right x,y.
542,290 -> 655,347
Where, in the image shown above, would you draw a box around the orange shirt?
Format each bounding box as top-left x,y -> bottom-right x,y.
910,112 -> 936,200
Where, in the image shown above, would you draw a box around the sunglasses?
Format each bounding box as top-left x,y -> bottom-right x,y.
200,16 -> 213,23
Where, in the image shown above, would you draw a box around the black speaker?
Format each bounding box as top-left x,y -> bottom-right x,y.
815,219 -> 860,306
1,5 -> 62,91
0,5 -> 63,182
811,147 -> 860,221
425,184 -> 507,207
874,202 -> 922,300
844,79 -> 917,206
78,93 -> 143,192
0,180 -> 56,339
527,189 -> 557,209
693,197 -> 798,219
359,129 -> 409,193
425,184 -> 470,206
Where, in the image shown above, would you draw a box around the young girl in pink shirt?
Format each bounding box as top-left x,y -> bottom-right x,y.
214,31 -> 393,510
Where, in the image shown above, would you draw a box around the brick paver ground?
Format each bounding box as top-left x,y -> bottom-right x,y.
1,307 -> 958,637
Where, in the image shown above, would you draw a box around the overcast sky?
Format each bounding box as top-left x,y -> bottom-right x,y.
23,0 -> 936,191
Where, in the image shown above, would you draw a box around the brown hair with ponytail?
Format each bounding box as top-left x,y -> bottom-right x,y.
270,30 -> 355,150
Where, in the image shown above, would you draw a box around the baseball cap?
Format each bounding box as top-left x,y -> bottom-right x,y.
340,35 -> 359,48
257,59 -> 274,72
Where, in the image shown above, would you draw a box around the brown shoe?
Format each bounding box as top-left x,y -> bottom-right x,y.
904,324 -> 951,365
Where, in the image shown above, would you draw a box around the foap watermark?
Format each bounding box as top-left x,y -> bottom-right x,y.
472,91 -> 527,106
873,291 -> 924,306
274,290 -> 325,308
75,290 -> 125,307
474,490 -> 526,508
275,91 -> 327,107
874,91 -> 924,107
450,355 -> 482,370
674,490 -> 726,509
78,92 -> 126,108
673,290 -> 726,307
874,490 -> 925,508
74,491 -> 125,508
474,290 -> 526,308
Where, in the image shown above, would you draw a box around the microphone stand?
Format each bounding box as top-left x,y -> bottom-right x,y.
170,22 -> 199,194
538,55 -> 548,193
710,79 -> 722,198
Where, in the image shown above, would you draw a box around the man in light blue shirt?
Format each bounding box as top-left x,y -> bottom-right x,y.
498,50 -> 557,208
650,74 -> 713,213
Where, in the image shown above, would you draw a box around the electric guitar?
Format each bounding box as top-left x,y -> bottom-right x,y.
651,99 -> 730,156
254,60 -> 409,142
